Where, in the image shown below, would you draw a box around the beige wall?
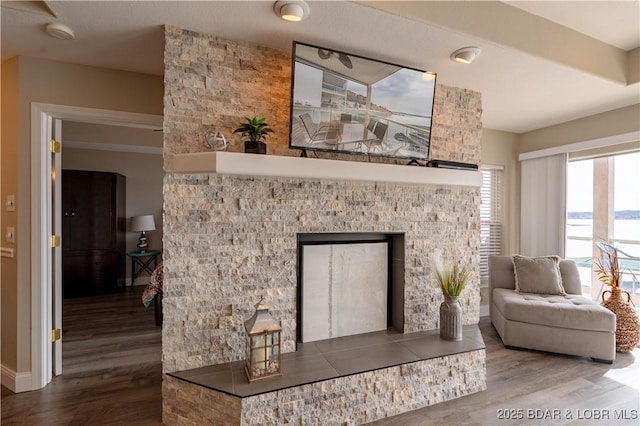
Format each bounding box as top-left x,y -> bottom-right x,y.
1,57 -> 20,371
518,104 -> 640,154
62,147 -> 164,283
63,121 -> 162,148
481,129 -> 520,256
0,55 -> 163,378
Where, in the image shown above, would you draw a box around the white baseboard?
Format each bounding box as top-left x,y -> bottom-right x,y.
480,304 -> 489,318
1,364 -> 32,393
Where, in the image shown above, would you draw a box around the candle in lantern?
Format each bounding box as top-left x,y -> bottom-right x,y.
253,335 -> 267,368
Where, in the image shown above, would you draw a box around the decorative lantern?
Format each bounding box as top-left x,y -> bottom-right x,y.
244,299 -> 282,382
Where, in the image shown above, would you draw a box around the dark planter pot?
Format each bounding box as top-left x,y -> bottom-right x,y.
244,140 -> 267,155
440,295 -> 463,341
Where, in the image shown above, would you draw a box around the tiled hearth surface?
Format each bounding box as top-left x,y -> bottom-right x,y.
168,325 -> 484,398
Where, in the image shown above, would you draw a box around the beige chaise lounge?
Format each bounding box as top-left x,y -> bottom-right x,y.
489,255 -> 616,363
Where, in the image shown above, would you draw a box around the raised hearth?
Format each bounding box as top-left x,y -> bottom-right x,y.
164,326 -> 486,425
169,325 -> 484,397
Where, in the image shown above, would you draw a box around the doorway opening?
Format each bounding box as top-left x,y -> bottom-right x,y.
31,103 -> 163,390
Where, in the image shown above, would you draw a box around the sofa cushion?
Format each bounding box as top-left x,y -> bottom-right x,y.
492,288 -> 615,333
512,255 -> 566,295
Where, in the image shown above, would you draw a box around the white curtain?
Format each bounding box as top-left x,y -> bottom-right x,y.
520,153 -> 567,257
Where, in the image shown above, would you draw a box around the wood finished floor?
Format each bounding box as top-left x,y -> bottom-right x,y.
2,291 -> 639,425
1,286 -> 162,426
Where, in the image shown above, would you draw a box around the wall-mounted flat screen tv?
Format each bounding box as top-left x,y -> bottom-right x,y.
289,41 -> 437,161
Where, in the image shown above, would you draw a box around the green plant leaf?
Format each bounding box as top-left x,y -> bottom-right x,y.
432,256 -> 470,297
232,117 -> 273,142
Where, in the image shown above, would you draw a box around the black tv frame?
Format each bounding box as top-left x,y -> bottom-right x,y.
288,41 -> 437,162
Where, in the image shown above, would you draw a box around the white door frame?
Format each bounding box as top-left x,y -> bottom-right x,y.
30,102 -> 162,390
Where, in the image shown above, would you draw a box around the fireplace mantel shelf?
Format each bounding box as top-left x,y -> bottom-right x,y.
168,152 -> 481,187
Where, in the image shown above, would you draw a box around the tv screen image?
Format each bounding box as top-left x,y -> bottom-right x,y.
289,41 -> 437,161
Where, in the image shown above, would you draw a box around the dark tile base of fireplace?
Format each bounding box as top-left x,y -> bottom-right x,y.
168,325 -> 484,398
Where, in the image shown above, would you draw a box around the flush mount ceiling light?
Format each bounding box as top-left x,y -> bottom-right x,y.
274,0 -> 310,22
45,22 -> 75,40
450,47 -> 481,64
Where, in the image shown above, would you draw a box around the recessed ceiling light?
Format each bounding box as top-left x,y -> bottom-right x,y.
46,23 -> 75,40
274,0 -> 310,22
450,47 -> 481,64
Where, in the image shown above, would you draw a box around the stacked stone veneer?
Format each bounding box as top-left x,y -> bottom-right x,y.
163,174 -> 480,371
162,26 -> 484,423
163,25 -> 481,164
163,350 -> 486,425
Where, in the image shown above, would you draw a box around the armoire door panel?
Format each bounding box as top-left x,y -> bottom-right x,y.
62,170 -> 126,298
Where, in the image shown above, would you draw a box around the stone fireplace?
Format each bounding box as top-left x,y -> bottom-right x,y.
162,26 -> 485,424
162,154 -> 486,424
162,155 -> 482,372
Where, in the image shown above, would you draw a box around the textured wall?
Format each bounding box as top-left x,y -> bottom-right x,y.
163,175 -> 480,371
163,25 -> 481,164
163,350 -> 486,425
164,25 -> 292,161
430,85 -> 483,164
162,27 -> 482,372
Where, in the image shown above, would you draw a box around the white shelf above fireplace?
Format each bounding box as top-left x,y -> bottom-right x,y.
168,152 -> 481,187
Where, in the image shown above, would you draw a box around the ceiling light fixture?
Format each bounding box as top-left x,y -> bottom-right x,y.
450,47 -> 481,64
274,0 -> 309,22
45,23 -> 75,40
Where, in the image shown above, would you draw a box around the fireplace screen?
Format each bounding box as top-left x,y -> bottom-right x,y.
301,242 -> 389,342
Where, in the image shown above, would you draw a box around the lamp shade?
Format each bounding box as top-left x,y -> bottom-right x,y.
131,215 -> 156,232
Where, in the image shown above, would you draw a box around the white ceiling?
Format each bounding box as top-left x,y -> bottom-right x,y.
1,0 -> 639,134
505,0 -> 640,51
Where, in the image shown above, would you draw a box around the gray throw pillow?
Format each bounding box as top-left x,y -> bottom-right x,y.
512,255 -> 566,295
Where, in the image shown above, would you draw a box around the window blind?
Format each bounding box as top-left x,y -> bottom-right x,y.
480,165 -> 503,284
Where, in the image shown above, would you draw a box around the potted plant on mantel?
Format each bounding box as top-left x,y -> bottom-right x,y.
433,256 -> 471,341
233,117 -> 273,155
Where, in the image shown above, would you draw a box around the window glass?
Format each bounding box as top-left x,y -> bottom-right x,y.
566,159 -> 594,295
613,152 -> 640,251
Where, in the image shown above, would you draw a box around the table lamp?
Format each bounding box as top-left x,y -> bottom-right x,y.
131,215 -> 156,253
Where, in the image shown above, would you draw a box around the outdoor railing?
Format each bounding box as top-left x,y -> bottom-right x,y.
566,236 -> 640,303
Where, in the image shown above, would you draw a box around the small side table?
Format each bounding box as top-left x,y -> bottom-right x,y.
127,249 -> 162,283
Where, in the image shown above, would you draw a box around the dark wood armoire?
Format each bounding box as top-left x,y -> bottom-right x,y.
62,170 -> 126,298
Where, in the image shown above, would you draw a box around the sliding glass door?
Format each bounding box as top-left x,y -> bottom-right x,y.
565,152 -> 640,304
566,159 -> 594,296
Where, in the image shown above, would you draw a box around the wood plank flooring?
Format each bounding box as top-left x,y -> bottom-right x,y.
1,286 -> 162,425
372,321 -> 640,426
2,291 -> 639,425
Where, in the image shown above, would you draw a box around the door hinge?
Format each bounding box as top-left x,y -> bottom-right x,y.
49,139 -> 61,153
50,235 -> 61,247
50,328 -> 61,342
